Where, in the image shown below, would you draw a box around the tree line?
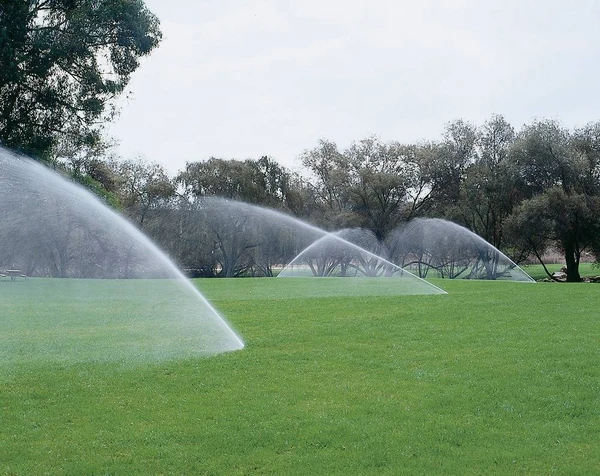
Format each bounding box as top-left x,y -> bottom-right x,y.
38,114 -> 599,282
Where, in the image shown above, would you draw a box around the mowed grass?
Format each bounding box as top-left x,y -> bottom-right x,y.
522,262 -> 599,281
0,278 -> 241,366
1,277 -> 599,474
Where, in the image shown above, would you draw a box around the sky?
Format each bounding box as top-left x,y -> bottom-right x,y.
107,0 -> 600,175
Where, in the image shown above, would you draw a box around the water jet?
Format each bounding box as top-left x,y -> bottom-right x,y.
0,145 -> 244,365
385,218 -> 534,281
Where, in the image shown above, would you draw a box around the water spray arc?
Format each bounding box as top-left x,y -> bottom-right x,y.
278,230 -> 447,295
187,198 -> 530,288
193,197 -> 445,294
385,218 -> 535,282
0,145 -> 244,364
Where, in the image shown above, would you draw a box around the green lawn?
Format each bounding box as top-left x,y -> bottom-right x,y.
522,262 -> 599,281
1,277 -> 599,474
0,278 -> 242,367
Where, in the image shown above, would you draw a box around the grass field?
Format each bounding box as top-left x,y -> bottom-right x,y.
0,278 -> 242,366
1,276 -> 599,474
522,262 -> 599,281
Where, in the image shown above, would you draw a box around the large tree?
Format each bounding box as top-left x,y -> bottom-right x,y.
345,137 -> 412,240
428,119 -> 478,215
505,188 -> 600,282
115,159 -> 175,226
0,0 -> 161,158
457,114 -> 519,249
505,120 -> 600,281
299,140 -> 358,230
177,156 -> 293,209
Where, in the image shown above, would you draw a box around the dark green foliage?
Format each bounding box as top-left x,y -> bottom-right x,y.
503,120 -> 600,280
178,156 -> 294,209
456,114 -> 518,249
0,0 -> 161,158
506,189 -> 600,281
115,159 -> 176,225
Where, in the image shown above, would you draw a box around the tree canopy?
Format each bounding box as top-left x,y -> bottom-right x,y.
0,0 -> 161,159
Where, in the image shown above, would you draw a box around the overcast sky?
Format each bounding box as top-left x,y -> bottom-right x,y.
107,0 -> 600,174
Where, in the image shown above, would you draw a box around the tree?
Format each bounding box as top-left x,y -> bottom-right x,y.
115,159 -> 175,226
505,188 -> 600,282
173,157 -> 308,277
345,137 -> 412,240
154,201 -> 220,278
510,119 -> 574,197
505,120 -> 600,281
571,121 -> 600,196
299,139 -> 357,230
177,156 -> 293,209
0,0 -> 161,158
52,135 -> 122,206
429,119 -> 478,214
248,156 -> 294,208
400,142 -> 443,218
457,114 -> 518,249
179,158 -> 243,199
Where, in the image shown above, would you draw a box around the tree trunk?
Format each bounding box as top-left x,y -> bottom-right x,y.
564,240 -> 581,282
